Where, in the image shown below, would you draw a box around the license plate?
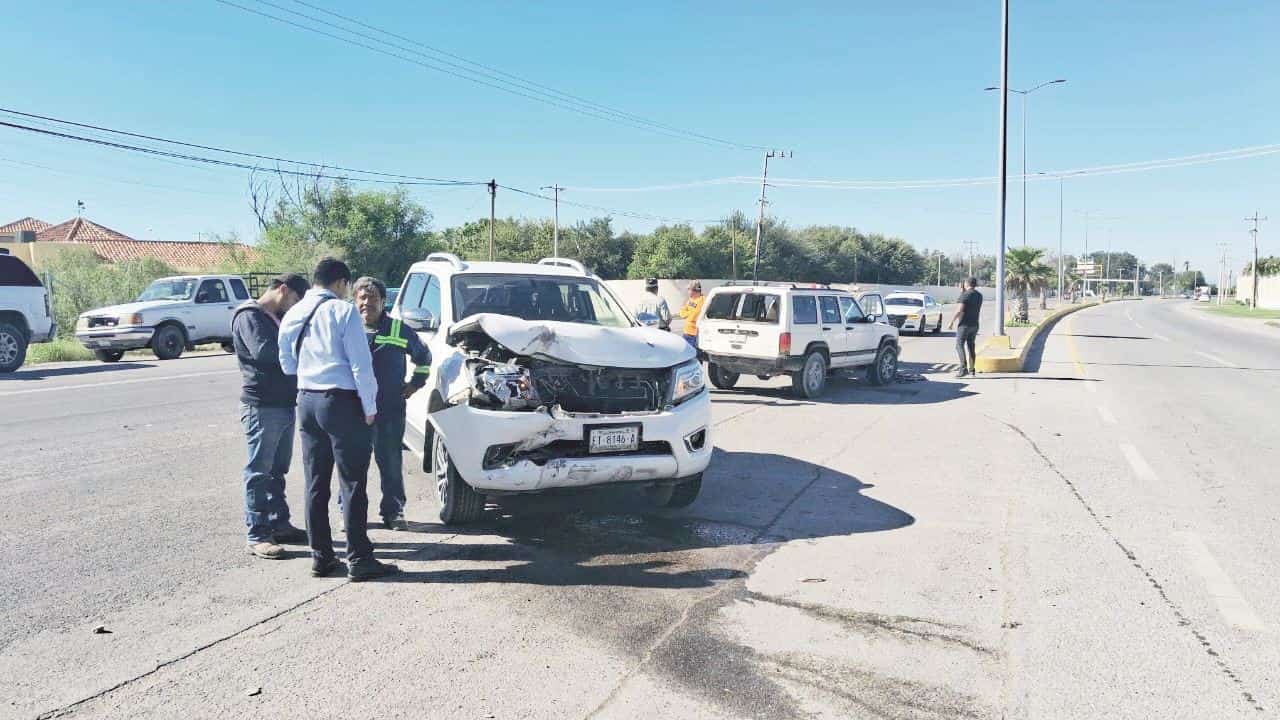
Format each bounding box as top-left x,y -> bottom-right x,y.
588,426 -> 639,454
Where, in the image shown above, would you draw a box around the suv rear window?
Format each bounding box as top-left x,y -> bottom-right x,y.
705,291 -> 780,324
0,256 -> 42,287
792,295 -> 818,325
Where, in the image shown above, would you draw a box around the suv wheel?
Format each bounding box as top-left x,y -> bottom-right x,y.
662,474 -> 702,508
152,324 -> 185,360
0,322 -> 27,372
791,351 -> 827,398
221,342 -> 235,354
432,432 -> 485,524
94,350 -> 125,363
707,362 -> 739,390
869,344 -> 898,386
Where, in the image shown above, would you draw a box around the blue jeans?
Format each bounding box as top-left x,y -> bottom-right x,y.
683,333 -> 698,348
241,403 -> 296,543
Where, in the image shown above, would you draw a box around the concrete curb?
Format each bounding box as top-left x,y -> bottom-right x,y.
975,301 -> 1102,373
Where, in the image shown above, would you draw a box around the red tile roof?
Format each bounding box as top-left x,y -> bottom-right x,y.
0,217 -> 52,233
36,217 -> 137,243
83,239 -> 257,272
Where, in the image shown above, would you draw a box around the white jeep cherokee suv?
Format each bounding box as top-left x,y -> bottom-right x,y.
698,283 -> 900,398
395,254 -> 712,524
0,255 -> 57,372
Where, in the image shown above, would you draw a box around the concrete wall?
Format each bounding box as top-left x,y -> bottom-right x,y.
1236,270 -> 1280,310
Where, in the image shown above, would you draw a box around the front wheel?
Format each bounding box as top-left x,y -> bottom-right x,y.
662,474 -> 702,508
152,324 -> 185,360
432,432 -> 485,524
868,344 -> 898,386
933,314 -> 943,333
221,341 -> 235,354
707,362 -> 739,390
791,351 -> 827,398
0,322 -> 27,372
94,350 -> 124,363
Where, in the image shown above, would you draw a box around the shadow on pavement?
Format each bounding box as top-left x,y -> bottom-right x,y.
2,361 -> 154,381
1021,311 -> 1075,373
1062,334 -> 1152,341
706,366 -> 976,406
371,448 -> 914,587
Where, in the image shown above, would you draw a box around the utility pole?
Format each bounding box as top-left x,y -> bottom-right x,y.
542,185 -> 563,257
487,179 -> 497,261
728,218 -> 738,280
937,253 -> 943,286
1245,212 -> 1267,307
994,0 -> 1010,336
753,150 -> 791,283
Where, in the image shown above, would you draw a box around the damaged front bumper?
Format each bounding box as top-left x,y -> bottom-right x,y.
429,390 -> 712,494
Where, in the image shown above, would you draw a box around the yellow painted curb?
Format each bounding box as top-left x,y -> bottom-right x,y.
974,301 -> 1101,373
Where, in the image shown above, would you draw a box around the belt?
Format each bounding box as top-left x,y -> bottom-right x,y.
299,388 -> 358,397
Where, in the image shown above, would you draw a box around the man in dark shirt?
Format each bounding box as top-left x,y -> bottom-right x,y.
352,276 -> 431,531
232,273 -> 310,559
949,277 -> 983,377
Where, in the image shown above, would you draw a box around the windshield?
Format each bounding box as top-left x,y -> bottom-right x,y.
885,296 -> 923,307
452,274 -> 632,328
136,278 -> 197,302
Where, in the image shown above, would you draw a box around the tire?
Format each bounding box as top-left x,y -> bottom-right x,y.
868,343 -> 898,386
0,322 -> 27,373
707,362 -> 739,390
791,351 -> 827,398
432,432 -> 485,524
94,350 -> 124,363
663,474 -> 702,508
151,324 -> 185,360
221,341 -> 235,354
933,314 -> 943,333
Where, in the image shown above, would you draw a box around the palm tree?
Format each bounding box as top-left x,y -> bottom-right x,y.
1004,247 -> 1052,323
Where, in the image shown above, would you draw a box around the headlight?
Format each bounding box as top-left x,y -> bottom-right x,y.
76,317 -> 88,331
907,313 -> 920,319
120,313 -> 144,326
670,360 -> 705,404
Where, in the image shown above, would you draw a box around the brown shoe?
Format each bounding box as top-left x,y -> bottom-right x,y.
246,541 -> 285,559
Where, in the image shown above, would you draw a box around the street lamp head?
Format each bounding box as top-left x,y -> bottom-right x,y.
983,86 -> 999,91
1051,79 -> 1067,84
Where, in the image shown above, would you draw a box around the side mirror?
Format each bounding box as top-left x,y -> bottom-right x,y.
402,308 -> 438,332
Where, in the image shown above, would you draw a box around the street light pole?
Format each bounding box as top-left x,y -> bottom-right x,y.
985,78 -> 1065,250
994,0 -> 1010,337
1057,176 -> 1064,302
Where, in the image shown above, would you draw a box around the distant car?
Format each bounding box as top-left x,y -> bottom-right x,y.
385,286 -> 399,311
1180,292 -> 1191,299
882,292 -> 944,334
76,274 -> 250,362
1197,293 -> 1212,303
0,255 -> 57,372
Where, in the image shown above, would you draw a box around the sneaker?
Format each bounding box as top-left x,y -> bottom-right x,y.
247,541 -> 285,559
384,515 -> 408,531
311,556 -> 343,577
348,559 -> 401,582
272,524 -> 308,544
954,369 -> 969,378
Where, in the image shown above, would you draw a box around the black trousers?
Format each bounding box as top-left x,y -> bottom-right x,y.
956,324 -> 979,371
298,389 -> 374,564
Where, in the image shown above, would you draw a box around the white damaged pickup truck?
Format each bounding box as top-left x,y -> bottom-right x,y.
397,254 -> 712,524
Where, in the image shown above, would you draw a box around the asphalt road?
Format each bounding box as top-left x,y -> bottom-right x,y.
1,299 -> 1275,719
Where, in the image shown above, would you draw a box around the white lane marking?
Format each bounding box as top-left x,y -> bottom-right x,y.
1120,443 -> 1158,482
0,370 -> 237,397
1097,406 -> 1118,425
1152,333 -> 1170,342
1175,532 -> 1266,632
1195,351 -> 1239,368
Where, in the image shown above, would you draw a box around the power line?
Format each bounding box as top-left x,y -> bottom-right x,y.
215,0 -> 766,151
500,185 -> 717,225
0,107 -> 477,185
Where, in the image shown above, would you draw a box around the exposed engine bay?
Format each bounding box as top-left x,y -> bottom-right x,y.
454,326 -> 672,413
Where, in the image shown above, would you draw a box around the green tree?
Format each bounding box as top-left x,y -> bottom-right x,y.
626,223 -> 728,279
1004,247 -> 1053,322
40,248 -> 177,337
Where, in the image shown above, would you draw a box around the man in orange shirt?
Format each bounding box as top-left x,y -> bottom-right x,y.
677,281 -> 705,349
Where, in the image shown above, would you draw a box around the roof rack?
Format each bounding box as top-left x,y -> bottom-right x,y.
424,252 -> 465,271
537,257 -> 587,275
719,280 -> 834,289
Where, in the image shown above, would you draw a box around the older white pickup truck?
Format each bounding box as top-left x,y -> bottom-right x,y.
76,274 -> 252,362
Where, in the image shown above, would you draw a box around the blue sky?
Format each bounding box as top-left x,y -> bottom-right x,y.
2,0 -> 1276,277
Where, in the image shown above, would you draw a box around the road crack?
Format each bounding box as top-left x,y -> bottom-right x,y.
33,532 -> 462,719
991,417 -> 1265,714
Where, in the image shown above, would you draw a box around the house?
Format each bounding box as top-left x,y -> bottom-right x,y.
0,216 -> 256,272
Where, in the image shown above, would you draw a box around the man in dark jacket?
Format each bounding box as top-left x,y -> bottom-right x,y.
233,273 -> 310,559
352,276 -> 431,530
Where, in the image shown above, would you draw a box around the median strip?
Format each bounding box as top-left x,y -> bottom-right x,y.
974,301 -> 1102,373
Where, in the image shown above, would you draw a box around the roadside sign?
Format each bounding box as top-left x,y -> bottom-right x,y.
1076,262 -> 1097,275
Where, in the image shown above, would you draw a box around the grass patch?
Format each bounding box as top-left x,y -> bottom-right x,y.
24,338 -> 95,364
1005,319 -> 1036,328
1195,304 -> 1280,320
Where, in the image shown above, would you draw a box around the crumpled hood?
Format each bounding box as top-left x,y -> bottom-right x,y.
447,313 -> 694,369
80,300 -> 184,318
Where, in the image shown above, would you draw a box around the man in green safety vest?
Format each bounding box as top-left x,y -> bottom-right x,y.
352,276 -> 432,531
